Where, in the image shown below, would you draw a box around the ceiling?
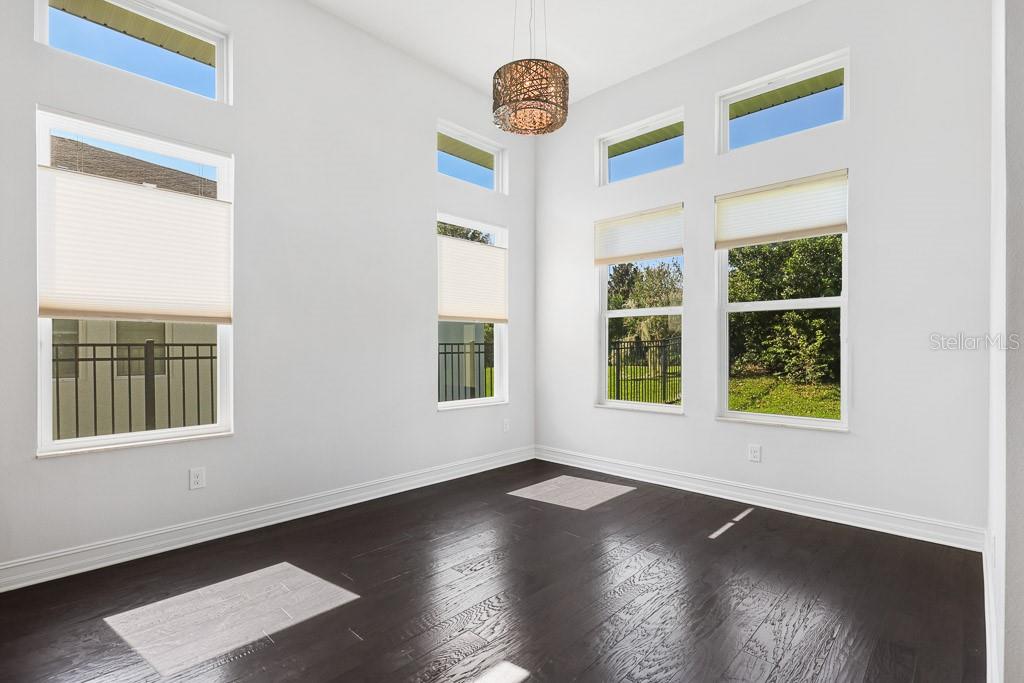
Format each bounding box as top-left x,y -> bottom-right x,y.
309,0 -> 814,102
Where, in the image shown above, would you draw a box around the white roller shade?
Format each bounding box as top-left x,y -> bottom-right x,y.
37,166 -> 233,323
715,170 -> 848,249
437,235 -> 508,323
595,204 -> 683,265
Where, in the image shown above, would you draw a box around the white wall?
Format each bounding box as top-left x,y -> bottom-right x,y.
535,0 -> 991,530
0,1 -> 535,568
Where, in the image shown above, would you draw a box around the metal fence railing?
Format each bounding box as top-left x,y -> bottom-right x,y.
52,340 -> 217,440
608,336 -> 681,405
438,342 -> 494,402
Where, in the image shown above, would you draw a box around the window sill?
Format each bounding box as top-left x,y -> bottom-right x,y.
595,401 -> 685,416
37,427 -> 233,458
716,414 -> 848,433
437,398 -> 508,412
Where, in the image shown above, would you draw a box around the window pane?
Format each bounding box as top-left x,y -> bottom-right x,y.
50,131 -> 217,198
47,4 -> 216,98
607,316 -> 681,405
438,322 -> 495,402
437,221 -> 494,245
51,319 -> 218,440
728,308 -> 840,419
607,256 -> 683,310
437,133 -> 495,189
728,234 -> 842,303
608,132 -> 684,182
729,71 -> 844,149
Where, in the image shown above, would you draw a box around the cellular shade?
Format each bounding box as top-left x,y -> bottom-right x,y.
594,204 -> 683,265
715,170 -> 847,249
37,165 -> 232,323
437,235 -> 507,323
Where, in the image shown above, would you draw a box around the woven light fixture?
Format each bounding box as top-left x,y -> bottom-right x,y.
493,1 -> 568,135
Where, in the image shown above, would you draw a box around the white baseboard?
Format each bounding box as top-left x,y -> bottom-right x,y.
535,445 -> 986,552
0,445 -> 535,593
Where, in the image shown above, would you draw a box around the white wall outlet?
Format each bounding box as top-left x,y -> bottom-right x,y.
189,467 -> 206,490
503,418 -> 511,433
747,445 -> 762,463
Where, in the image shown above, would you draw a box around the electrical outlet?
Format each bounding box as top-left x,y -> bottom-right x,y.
189,467 -> 206,490
503,418 -> 511,433
747,445 -> 762,463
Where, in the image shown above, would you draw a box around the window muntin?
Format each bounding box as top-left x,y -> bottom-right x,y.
37,111 -> 233,453
437,131 -> 498,191
597,205 -> 684,408
41,0 -> 225,100
720,54 -> 847,152
436,218 -> 508,406
716,171 -> 848,427
599,112 -> 684,185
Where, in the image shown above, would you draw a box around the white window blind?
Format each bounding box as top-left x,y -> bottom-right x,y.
37,165 -> 233,324
715,170 -> 848,249
437,235 -> 508,323
594,204 -> 683,265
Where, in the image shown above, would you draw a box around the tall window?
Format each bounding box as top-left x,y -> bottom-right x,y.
437,217 -> 508,406
719,52 -> 847,151
596,205 -> 684,409
598,109 -> 684,185
37,110 -> 233,454
37,0 -> 229,101
716,170 -> 848,427
437,124 -> 505,192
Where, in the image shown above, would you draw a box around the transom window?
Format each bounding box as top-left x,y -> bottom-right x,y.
598,110 -> 684,185
37,0 -> 229,101
37,110 -> 233,454
720,52 -> 847,151
436,216 -> 508,407
596,205 -> 684,409
437,124 -> 505,192
716,171 -> 848,427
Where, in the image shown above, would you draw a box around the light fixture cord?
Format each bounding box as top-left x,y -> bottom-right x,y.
511,0 -> 518,58
544,0 -> 548,57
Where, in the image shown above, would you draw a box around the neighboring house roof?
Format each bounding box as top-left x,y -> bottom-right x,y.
50,136 -> 218,198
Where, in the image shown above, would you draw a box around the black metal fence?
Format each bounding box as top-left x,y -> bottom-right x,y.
438,342 -> 494,402
52,340 -> 217,440
608,336 -> 681,404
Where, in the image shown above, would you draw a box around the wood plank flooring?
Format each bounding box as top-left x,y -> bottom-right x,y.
0,460 -> 985,682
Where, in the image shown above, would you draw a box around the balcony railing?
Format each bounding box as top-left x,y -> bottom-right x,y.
52,340 -> 217,440
609,336 -> 681,405
438,341 -> 494,402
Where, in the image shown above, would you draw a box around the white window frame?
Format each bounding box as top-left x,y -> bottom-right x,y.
437,121 -> 508,195
436,213 -> 509,411
596,259 -> 684,415
596,106 -> 685,186
716,233 -> 849,431
716,49 -> 849,154
36,109 -> 234,457
34,0 -> 233,104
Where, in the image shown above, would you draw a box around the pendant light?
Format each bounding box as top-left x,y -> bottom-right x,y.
492,0 -> 568,135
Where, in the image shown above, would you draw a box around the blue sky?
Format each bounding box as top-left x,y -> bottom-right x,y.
48,7 -> 216,99
730,86 -> 844,149
437,151 -> 494,189
609,136 -> 685,183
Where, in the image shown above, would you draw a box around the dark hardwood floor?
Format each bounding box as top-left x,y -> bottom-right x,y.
0,460 -> 985,682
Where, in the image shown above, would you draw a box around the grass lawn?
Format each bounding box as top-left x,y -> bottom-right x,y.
728,376 -> 840,420
607,366 -> 681,405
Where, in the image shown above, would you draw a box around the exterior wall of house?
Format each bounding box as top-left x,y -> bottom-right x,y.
0,1 -> 535,568
535,0 -> 992,531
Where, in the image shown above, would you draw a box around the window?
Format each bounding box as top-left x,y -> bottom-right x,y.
436,216 -> 508,407
598,110 -> 684,185
716,170 -> 848,427
437,123 -> 505,192
720,52 -> 847,151
597,205 -> 684,409
37,110 -> 233,454
36,0 -> 229,101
